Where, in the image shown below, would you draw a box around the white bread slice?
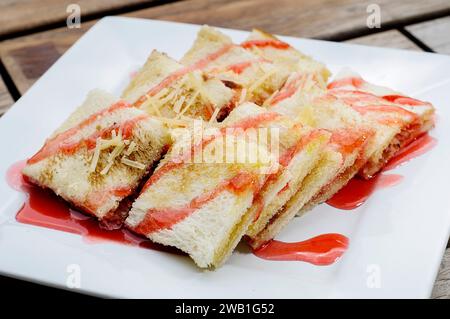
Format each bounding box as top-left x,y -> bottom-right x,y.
22,89 -> 170,228
242,29 -> 331,87
222,103 -> 330,248
328,69 -> 435,178
254,149 -> 342,246
263,73 -> 376,219
122,50 -> 234,121
288,149 -> 343,214
125,105 -> 279,268
181,26 -> 290,105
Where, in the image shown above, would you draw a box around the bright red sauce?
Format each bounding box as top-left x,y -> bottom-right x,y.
66,114 -> 147,155
327,133 -> 436,210
227,61 -> 253,74
330,89 -> 421,126
329,79 -> 429,108
326,174 -> 403,210
330,128 -> 371,156
382,95 -> 427,106
28,101 -> 132,164
7,161 -> 180,254
134,172 -> 259,235
384,133 -> 437,171
351,104 -> 419,123
277,183 -> 289,195
327,77 -> 364,90
253,233 -> 349,265
241,39 -> 290,50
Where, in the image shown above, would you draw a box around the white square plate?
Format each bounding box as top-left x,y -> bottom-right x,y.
1,17 -> 449,298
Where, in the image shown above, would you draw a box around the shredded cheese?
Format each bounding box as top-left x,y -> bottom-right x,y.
177,91 -> 200,119
173,95 -> 186,114
100,142 -> 126,175
248,67 -> 277,94
209,106 -> 221,124
154,116 -> 190,128
124,141 -> 137,156
89,127 -> 141,174
121,157 -> 146,170
238,88 -> 248,105
263,89 -> 278,107
141,94 -> 162,117
190,72 -> 211,103
89,137 -> 102,172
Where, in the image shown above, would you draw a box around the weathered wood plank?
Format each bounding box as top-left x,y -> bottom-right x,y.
432,249 -> 450,299
0,78 -> 14,116
345,30 -> 421,51
406,16 -> 450,54
129,0 -> 450,40
2,0 -> 450,94
0,24 -> 92,94
0,0 -> 159,37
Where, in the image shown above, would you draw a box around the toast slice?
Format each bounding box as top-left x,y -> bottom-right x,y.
241,29 -> 331,87
181,26 -> 290,105
328,69 -> 435,178
122,50 -> 234,122
22,90 -> 170,228
222,103 -> 330,249
125,105 -> 280,268
265,73 -> 376,220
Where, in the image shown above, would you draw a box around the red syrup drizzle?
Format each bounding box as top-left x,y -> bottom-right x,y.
326,174 -> 403,210
6,160 -> 181,255
383,133 -> 437,171
253,233 -> 349,266
327,133 -> 437,210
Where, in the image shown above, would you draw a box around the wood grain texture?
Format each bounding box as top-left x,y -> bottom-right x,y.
0,0 -> 158,37
0,23 -> 93,94
406,16 -> 450,54
432,249 -> 450,299
0,78 -> 14,116
1,0 -> 450,94
128,0 -> 450,40
345,30 -> 421,51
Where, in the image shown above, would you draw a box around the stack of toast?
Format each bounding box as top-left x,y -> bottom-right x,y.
22,26 -> 435,268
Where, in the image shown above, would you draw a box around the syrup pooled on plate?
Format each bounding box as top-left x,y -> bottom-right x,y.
253,233 -> 349,266
6,160 -> 180,254
326,174 -> 403,210
384,133 -> 437,171
327,133 -> 436,210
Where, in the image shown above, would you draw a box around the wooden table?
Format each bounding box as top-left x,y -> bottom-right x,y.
0,0 -> 449,298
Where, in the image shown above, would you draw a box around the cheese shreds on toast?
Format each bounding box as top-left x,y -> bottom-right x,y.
181,26 -> 292,105
22,90 -> 170,228
122,50 -> 234,122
